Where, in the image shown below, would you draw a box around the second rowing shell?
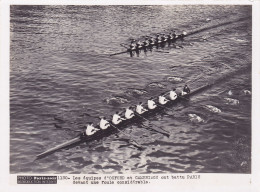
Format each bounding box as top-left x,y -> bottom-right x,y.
110,35 -> 184,56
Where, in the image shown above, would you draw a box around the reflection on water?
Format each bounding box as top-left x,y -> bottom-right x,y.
10,5 -> 251,174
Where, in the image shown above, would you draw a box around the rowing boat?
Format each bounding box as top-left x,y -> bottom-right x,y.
110,34 -> 184,56
36,82 -> 211,158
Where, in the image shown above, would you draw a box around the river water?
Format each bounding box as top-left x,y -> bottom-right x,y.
10,5 -> 251,174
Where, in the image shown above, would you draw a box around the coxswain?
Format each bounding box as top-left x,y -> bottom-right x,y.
112,111 -> 125,125
99,117 -> 110,130
136,102 -> 148,114
182,84 -> 190,95
158,94 -> 169,105
148,97 -> 157,110
85,123 -> 99,136
125,107 -> 135,119
169,88 -> 178,101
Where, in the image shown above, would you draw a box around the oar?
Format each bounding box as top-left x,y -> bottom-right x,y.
178,94 -> 190,101
36,137 -> 82,159
156,50 -> 170,53
109,51 -> 128,56
133,112 -> 170,137
185,73 -> 205,86
156,103 -> 174,112
109,123 -> 143,149
120,43 -> 129,49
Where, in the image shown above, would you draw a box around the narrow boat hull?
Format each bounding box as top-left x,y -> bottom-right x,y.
36,84 -> 209,159
111,34 -> 185,56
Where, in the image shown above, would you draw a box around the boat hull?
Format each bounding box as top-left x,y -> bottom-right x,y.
36,83 -> 209,158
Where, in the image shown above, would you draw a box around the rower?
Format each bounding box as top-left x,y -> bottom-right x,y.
99,117 -> 110,130
136,40 -> 143,48
167,32 -> 173,40
149,37 -> 154,45
112,111 -> 125,125
161,33 -> 167,42
155,34 -> 161,44
85,123 -> 99,136
143,37 -> 150,47
181,31 -> 187,38
158,94 -> 169,105
172,31 -> 177,39
148,97 -> 157,110
172,31 -> 176,38
136,102 -> 148,114
125,107 -> 135,119
130,40 -> 136,50
169,88 -> 178,101
182,84 -> 190,95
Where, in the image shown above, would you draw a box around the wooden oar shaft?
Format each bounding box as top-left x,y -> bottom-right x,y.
109,123 -> 142,147
134,112 -> 170,136
36,137 -> 81,158
157,103 -> 172,111
109,51 -> 128,56
120,43 -> 129,49
178,95 -> 189,101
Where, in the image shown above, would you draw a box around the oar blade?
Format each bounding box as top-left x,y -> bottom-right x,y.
147,125 -> 170,137
109,51 -> 128,56
36,137 -> 81,158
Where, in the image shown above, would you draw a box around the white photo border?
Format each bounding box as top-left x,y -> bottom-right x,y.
1,0 -> 259,191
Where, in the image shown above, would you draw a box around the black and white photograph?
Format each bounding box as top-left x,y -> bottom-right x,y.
9,4 -> 253,176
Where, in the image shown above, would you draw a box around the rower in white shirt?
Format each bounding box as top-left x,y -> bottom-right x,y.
125,107 -> 135,119
136,102 -> 148,114
112,111 -> 125,125
169,88 -> 178,101
148,97 -> 157,110
85,123 -> 99,136
158,94 -> 169,105
99,117 -> 110,130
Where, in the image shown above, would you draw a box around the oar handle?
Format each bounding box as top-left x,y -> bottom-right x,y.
134,112 -> 149,121
120,43 -> 129,49
157,103 -> 172,111
134,111 -> 169,132
109,123 -> 119,131
109,123 -> 142,147
178,95 -> 189,101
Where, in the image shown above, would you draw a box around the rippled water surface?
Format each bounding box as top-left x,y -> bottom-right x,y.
10,5 -> 251,174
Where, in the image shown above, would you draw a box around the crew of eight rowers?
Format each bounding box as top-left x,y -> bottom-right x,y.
129,31 -> 187,50
83,85 -> 190,137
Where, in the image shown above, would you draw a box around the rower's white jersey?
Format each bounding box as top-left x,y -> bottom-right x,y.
169,91 -> 177,100
148,100 -> 157,109
112,114 -> 122,125
125,108 -> 134,119
86,124 -> 98,136
136,104 -> 147,114
159,95 -> 168,105
99,119 -> 110,130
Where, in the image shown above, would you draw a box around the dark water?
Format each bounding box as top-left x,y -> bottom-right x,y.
10,5 -> 251,174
